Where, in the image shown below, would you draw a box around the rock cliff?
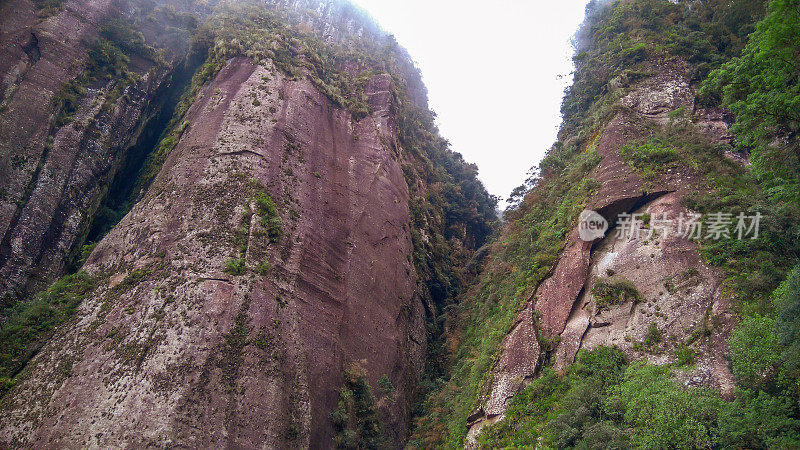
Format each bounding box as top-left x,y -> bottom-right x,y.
411,0 -> 800,447
0,0 -> 496,447
467,60 -> 738,442
4,0 -> 798,448
0,0 -> 208,302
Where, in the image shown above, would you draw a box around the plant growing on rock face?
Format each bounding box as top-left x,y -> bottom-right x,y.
672,344 -> 697,366
377,374 -> 394,397
774,265 -> 800,379
729,315 -> 781,389
99,19 -> 162,63
592,277 -> 641,311
643,323 -> 661,348
616,139 -> 680,184
330,365 -> 383,449
253,192 -> 283,243
0,271 -> 96,395
702,0 -> 800,205
223,258 -> 246,276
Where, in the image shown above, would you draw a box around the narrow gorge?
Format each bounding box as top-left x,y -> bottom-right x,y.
1,0 -> 798,448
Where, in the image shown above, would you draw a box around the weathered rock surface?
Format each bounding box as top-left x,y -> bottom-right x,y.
560,192 -> 735,398
0,57 -> 425,448
467,58 -> 736,439
0,0 -> 200,302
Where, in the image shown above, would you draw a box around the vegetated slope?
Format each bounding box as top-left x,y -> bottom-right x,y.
0,0 -> 496,448
410,0 -> 800,448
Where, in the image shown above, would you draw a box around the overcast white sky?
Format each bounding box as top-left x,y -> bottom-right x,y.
351,0 -> 590,206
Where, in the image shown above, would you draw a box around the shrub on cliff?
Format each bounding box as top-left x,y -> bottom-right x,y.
702,0 -> 800,204
604,363 -> 722,449
331,365 -> 382,449
253,192 -> 283,243
775,265 -> 800,379
591,277 -> 641,311
0,272 -> 96,395
99,19 -> 162,63
730,315 -> 781,390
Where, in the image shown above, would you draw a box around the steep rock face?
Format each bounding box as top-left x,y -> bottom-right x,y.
0,0 -> 201,302
0,1 -> 498,447
466,60 -> 736,441
0,56 -> 425,447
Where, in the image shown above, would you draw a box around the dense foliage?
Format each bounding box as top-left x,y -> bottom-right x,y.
474,342 -> 800,448
0,272 -> 97,396
330,365 -> 383,449
410,0 -> 800,447
410,134 -> 601,447
562,0 -> 766,134
702,0 -> 800,204
52,19 -> 162,127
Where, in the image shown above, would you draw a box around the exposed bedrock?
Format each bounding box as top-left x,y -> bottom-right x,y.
467,60 -> 736,442
0,57 -> 425,448
0,0 -> 203,303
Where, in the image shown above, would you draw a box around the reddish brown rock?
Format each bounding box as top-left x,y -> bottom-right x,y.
483,304 -> 540,417
0,57 -> 426,448
534,229 -> 592,336
466,304 -> 539,447
567,193 -> 734,395
468,58 -> 737,441
0,0 -> 202,302
694,107 -> 734,145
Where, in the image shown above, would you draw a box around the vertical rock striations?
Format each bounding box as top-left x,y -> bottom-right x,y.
0,1 -> 496,448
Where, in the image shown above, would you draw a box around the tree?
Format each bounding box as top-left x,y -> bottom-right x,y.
330,365 -> 382,449
702,0 -> 800,202
729,315 -> 781,389
604,362 -> 721,449
775,265 -> 800,379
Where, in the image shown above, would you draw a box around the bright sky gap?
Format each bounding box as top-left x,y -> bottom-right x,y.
351,0 -> 591,206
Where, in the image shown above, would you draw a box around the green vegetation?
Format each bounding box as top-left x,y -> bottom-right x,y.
728,265 -> 800,394
410,137 -> 600,446
642,323 -> 661,348
563,0 -> 766,134
222,185 -> 282,276
377,374 -> 394,397
617,139 -> 680,184
0,272 -> 96,395
99,19 -> 163,63
591,277 -> 641,311
37,0 -> 64,18
476,346 -> 800,448
775,266 -> 800,379
702,0 -> 800,205
330,365 -> 383,449
193,2 -> 375,119
253,192 -> 283,243
223,258 -> 246,276
411,0 -> 800,447
219,304 -> 251,394
52,19 -> 162,128
476,347 -> 627,448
